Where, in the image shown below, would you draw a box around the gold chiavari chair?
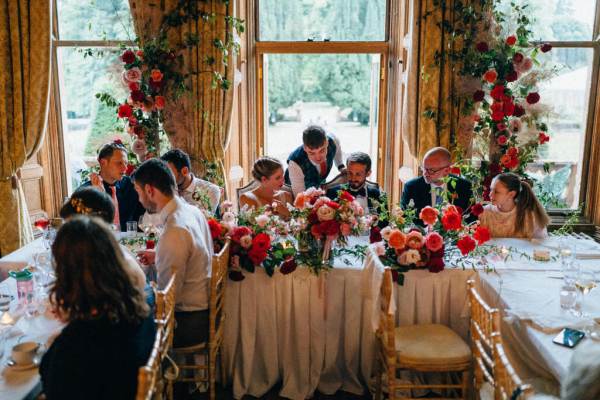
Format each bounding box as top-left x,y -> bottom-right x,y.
155,274 -> 177,355
166,240 -> 230,400
493,338 -> 534,400
136,329 -> 164,400
467,279 -> 500,398
376,269 -> 472,400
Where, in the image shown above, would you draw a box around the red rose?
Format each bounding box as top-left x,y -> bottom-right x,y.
526,92 -> 540,104
513,104 -> 525,117
483,69 -> 498,83
507,147 -> 519,157
320,220 -> 340,236
370,226 -> 382,243
229,270 -> 245,281
121,50 -> 136,64
473,90 -> 485,102
513,52 -> 524,64
339,190 -> 355,202
427,257 -> 445,273
490,85 -> 505,101
145,239 -> 155,250
503,101 -> 515,116
128,82 -> 140,91
456,235 -> 476,255
496,122 -> 507,131
125,164 -> 135,176
473,226 -> 491,245
231,226 -> 252,243
208,218 -> 223,239
117,104 -> 133,118
131,90 -> 145,103
540,43 -> 552,53
505,70 -> 518,82
505,35 -> 517,46
450,166 -> 461,175
476,42 -> 489,52
154,96 -> 166,110
496,135 -> 508,146
311,224 -> 322,238
425,232 -> 444,252
441,211 -> 462,231
539,132 -> 550,144
470,203 -> 484,217
491,102 -> 504,113
280,257 -> 297,274
506,156 -> 519,169
491,110 -> 505,121
252,232 -> 271,252
248,247 -> 268,266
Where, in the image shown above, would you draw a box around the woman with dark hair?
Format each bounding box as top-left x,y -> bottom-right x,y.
61,187 -> 146,291
40,216 -> 155,400
239,156 -> 292,217
479,172 -> 549,238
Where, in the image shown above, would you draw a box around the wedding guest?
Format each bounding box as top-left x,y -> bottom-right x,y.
59,187 -> 146,292
161,149 -> 221,214
401,147 -> 472,224
284,125 -> 346,196
240,156 -> 293,218
133,159 -> 214,347
326,152 -> 386,215
80,141 -> 145,231
479,172 -> 549,239
41,217 -> 154,400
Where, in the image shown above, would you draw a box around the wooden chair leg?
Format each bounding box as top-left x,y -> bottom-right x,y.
375,367 -> 382,400
462,370 -> 470,400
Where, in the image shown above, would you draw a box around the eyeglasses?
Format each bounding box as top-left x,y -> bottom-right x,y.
421,165 -> 450,174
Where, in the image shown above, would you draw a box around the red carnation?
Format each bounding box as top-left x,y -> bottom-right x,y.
117,104 -> 133,118
131,90 -> 145,103
526,92 -> 540,104
539,132 -> 550,145
473,90 -> 485,102
121,49 -> 136,64
280,257 -> 297,274
248,247 -> 268,266
540,43 -> 552,53
513,52 -> 524,64
505,35 -> 517,46
456,235 -> 476,255
491,110 -> 505,121
473,226 -> 491,245
470,203 -> 484,217
208,219 -> 223,239
513,104 -> 525,117
427,257 -> 445,273
476,42 -> 489,52
441,211 -> 462,231
252,232 -> 271,252
490,85 -> 505,101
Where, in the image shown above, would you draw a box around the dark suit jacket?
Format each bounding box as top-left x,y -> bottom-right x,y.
400,175 -> 473,224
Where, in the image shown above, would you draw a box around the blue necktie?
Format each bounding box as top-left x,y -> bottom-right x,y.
434,187 -> 443,206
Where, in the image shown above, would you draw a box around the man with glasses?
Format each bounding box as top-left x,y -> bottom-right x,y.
401,147 -> 472,224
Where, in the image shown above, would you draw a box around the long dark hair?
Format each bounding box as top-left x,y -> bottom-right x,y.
493,172 -> 549,236
50,216 -> 149,324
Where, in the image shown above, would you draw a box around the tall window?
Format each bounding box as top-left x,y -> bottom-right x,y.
257,0 -> 388,182
53,0 -> 134,192
498,0 -> 599,209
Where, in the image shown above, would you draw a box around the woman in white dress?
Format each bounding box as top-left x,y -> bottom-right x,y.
479,172 -> 549,239
239,157 -> 292,218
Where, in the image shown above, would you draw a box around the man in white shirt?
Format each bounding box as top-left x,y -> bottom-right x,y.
284,125 -> 346,197
160,149 -> 222,214
133,158 -> 214,347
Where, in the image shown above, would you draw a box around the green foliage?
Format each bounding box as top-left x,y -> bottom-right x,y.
533,165 -> 570,208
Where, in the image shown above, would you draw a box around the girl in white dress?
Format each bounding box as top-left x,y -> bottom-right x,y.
479,172 -> 549,239
239,157 -> 293,218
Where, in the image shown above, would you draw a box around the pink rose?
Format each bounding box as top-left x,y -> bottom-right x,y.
123,67 -> 142,83
340,223 -> 352,236
373,241 -> 386,256
131,139 -> 147,156
406,230 -> 425,249
496,135 -> 508,145
425,232 -> 444,252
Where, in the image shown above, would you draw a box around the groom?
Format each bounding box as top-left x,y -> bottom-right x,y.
401,147 -> 472,223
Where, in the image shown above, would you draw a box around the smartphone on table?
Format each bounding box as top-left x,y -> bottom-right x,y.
552,328 -> 585,348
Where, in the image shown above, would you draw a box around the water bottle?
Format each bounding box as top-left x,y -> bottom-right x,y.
9,269 -> 34,306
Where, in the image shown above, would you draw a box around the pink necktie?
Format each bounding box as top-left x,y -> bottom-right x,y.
110,186 -> 120,228
320,161 -> 328,178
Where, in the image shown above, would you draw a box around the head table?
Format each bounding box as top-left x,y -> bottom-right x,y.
1,236 -> 600,400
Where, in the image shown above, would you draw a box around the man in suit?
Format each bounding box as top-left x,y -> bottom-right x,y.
401,147 -> 472,223
80,141 -> 145,231
326,152 -> 385,216
284,125 -> 346,197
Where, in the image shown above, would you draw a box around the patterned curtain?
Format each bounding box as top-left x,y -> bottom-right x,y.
0,0 -> 51,255
129,0 -> 236,179
401,0 -> 478,162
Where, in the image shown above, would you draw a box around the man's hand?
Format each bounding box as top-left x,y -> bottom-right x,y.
90,172 -> 105,192
338,166 -> 347,175
137,249 -> 156,265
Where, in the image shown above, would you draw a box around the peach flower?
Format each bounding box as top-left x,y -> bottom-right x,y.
388,230 -> 407,250
419,206 -> 439,226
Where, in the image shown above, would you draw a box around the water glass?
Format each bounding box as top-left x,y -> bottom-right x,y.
126,221 -> 138,238
563,260 -> 580,286
560,283 -> 579,311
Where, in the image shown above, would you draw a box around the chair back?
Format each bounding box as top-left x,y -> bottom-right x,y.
155,274 -> 177,353
136,329 -> 163,400
377,269 -> 397,374
467,279 -> 500,393
322,173 -> 348,191
493,338 -> 534,400
209,240 -> 230,350
236,180 -> 260,205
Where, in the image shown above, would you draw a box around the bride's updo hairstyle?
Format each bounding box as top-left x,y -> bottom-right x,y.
252,157 -> 283,182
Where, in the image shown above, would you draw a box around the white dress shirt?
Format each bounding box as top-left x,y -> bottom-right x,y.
156,197 -> 215,311
180,174 -> 221,213
288,134 -> 344,196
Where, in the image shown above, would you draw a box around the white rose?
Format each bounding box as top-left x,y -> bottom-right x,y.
317,205 -> 335,221
222,211 -> 235,223
240,235 -> 253,249
381,226 -> 393,241
398,249 -> 421,265
256,214 -> 269,228
131,139 -> 147,157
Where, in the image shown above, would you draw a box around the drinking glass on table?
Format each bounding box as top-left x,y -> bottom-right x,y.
126,221 -> 138,238
574,269 -> 597,318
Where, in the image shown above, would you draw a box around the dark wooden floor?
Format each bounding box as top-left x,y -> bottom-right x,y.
189,383 -> 372,399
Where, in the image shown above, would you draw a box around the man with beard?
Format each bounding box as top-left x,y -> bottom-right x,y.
81,141 -> 145,231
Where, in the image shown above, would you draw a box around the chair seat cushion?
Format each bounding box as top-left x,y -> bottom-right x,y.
394,324 -> 471,369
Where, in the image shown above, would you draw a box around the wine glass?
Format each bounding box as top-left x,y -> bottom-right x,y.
574,269 -> 597,318
42,227 -> 57,251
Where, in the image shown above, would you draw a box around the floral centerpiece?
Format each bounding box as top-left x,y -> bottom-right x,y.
289,188 -> 369,273
374,199 -> 490,285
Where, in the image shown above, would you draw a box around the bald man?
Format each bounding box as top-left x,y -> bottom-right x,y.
401,147 -> 473,224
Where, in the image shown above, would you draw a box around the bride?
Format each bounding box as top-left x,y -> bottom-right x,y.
479,172 -> 549,239
239,157 -> 293,218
